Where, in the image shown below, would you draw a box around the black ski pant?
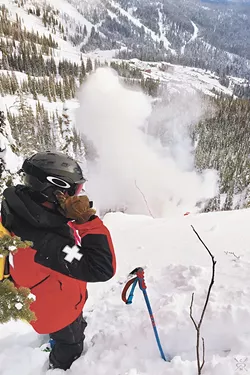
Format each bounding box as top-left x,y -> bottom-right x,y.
49,313 -> 87,370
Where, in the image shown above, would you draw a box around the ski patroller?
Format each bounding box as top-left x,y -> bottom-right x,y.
122,267 -> 170,362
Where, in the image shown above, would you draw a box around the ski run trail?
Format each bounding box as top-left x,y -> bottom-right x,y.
1,209 -> 250,375
181,21 -> 199,55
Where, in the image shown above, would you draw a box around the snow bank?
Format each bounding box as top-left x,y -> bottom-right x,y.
76,68 -> 218,217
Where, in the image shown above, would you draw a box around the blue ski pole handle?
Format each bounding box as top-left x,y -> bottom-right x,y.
122,277 -> 138,304
127,279 -> 138,304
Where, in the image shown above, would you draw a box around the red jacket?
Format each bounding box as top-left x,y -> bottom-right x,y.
1,186 -> 116,334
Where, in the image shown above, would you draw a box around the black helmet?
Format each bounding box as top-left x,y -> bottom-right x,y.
22,151 -> 86,203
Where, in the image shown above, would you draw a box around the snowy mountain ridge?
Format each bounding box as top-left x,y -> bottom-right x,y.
0,0 -> 246,126
7,0 -> 250,80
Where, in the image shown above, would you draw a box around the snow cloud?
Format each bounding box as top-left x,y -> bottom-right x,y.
76,68 -> 218,217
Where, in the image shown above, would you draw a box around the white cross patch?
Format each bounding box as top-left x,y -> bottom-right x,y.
62,245 -> 83,263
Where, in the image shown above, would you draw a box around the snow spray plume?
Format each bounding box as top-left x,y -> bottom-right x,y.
76,68 -> 218,217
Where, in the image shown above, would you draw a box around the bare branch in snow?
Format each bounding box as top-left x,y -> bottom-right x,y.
134,180 -> 154,218
224,251 -> 241,260
190,225 -> 216,375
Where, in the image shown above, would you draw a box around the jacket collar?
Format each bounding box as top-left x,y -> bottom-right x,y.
3,185 -> 69,229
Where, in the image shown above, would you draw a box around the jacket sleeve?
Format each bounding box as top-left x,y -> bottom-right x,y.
34,218 -> 116,283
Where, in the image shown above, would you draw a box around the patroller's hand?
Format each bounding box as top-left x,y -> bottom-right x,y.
56,191 -> 96,224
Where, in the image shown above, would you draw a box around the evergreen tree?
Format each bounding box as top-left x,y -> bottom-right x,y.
86,58 -> 93,73
79,73 -> 85,85
0,110 -> 20,194
36,7 -> 41,17
72,127 -> 86,161
60,105 -> 74,157
10,72 -> 19,94
83,25 -> 87,36
35,104 -> 54,151
59,82 -> 65,102
0,225 -> 35,324
9,94 -> 36,156
0,111 -> 6,178
63,76 -> 71,100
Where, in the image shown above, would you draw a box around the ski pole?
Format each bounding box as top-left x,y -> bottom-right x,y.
122,267 -> 170,362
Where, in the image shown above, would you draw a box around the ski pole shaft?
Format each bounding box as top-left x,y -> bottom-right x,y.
136,268 -> 168,362
141,288 -> 167,361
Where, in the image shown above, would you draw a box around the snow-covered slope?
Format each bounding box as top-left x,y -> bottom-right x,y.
0,0 -> 239,121
1,209 -> 250,374
125,59 -> 236,97
2,0 -> 250,82
0,0 -> 242,130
